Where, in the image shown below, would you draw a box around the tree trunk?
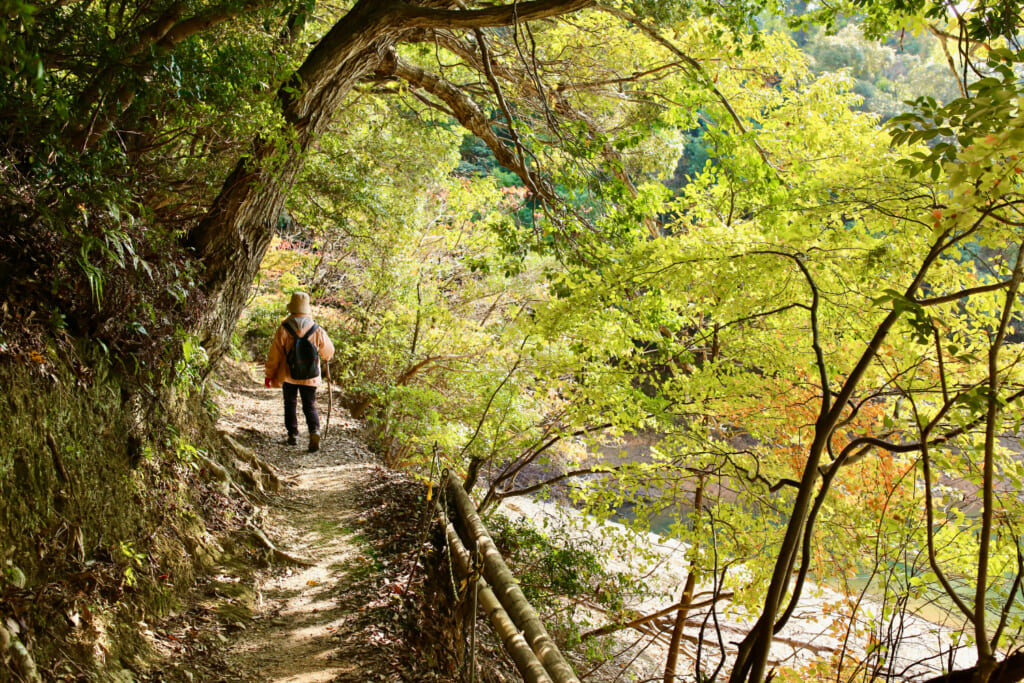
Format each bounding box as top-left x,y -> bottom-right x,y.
729,235 -> 954,683
185,0 -> 595,363
185,0 -> 411,362
663,477 -> 704,682
920,651 -> 1024,683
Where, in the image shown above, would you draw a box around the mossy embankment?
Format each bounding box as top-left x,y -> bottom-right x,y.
0,340 -> 235,680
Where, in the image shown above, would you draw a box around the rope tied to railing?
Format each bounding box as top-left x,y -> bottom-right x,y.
468,547 -> 481,683
398,453 -> 574,682
439,468 -> 462,599
441,472 -> 580,683
398,455 -> 484,682
403,445 -> 442,596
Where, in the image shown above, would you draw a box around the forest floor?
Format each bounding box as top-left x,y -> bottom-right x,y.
139,361 -> 460,683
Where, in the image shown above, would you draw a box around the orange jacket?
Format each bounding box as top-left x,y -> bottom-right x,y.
265,315 -> 335,387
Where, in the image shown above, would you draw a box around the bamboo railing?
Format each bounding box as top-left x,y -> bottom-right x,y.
439,471 -> 581,683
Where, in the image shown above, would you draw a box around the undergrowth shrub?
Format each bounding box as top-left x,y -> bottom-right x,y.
0,158 -> 205,372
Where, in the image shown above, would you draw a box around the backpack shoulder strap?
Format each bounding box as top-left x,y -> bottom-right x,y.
300,323 -> 319,340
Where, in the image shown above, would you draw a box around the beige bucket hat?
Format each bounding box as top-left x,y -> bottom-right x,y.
286,291 -> 312,316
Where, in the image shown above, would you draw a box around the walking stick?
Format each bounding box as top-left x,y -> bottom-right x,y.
322,360 -> 333,441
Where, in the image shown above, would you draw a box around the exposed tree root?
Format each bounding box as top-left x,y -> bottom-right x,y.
247,527 -> 316,567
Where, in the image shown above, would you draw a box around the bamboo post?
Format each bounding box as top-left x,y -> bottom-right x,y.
445,472 -> 581,683
439,504 -> 554,683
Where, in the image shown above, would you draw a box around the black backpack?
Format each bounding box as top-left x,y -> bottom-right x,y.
285,322 -> 321,380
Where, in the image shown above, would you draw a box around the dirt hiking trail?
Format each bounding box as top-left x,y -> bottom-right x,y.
142,361 -> 458,683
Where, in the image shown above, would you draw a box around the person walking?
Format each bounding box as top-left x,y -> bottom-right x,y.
264,291 -> 335,452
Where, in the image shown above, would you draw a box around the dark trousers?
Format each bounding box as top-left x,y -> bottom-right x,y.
282,382 -> 320,436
